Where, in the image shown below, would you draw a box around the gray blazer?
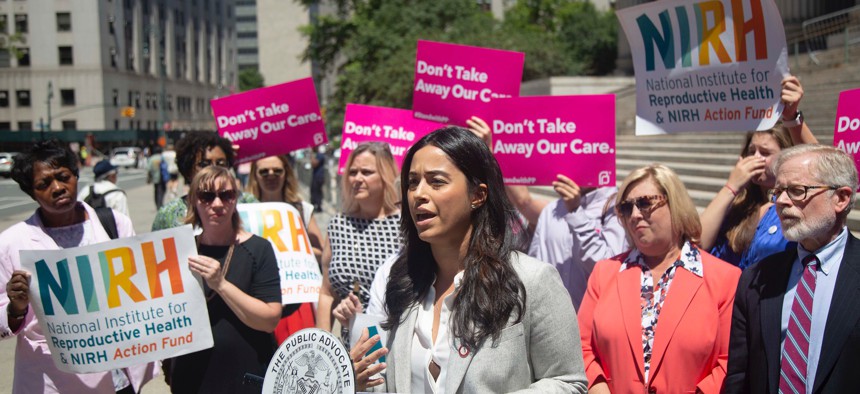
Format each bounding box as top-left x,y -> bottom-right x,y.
372,252 -> 587,393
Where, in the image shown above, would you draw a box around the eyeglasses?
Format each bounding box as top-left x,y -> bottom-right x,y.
257,168 -> 285,177
197,190 -> 237,204
197,159 -> 229,169
616,194 -> 667,217
769,185 -> 839,203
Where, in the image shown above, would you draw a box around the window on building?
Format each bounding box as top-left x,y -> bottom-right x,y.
237,48 -> 258,55
114,119 -> 119,130
17,47 -> 29,67
0,91 -> 8,107
14,14 -> 27,34
61,120 -> 77,131
110,47 -> 118,68
56,12 -> 71,32
0,51 -> 8,68
0,123 -> 10,131
0,15 -> 8,34
237,31 -> 257,39
167,94 -> 172,110
18,121 -> 32,131
127,91 -> 133,106
60,89 -> 75,106
135,92 -> 140,108
16,90 -> 30,107
59,46 -> 73,65
108,15 -> 115,35
145,93 -> 151,109
112,89 -> 119,107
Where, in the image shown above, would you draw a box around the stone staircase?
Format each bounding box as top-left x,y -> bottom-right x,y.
533,53 -> 860,231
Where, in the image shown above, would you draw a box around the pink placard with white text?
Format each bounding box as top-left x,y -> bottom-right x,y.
339,104 -> 442,174
211,78 -> 328,163
489,95 -> 616,186
412,40 -> 524,126
833,88 -> 860,180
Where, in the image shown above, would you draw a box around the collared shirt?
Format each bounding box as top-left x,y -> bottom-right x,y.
410,271 -> 464,394
528,187 -> 627,309
780,227 -> 847,394
621,241 -> 703,383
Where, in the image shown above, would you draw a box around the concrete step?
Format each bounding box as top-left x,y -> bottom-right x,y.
616,158 -> 733,179
617,141 -> 742,155
617,149 -> 738,165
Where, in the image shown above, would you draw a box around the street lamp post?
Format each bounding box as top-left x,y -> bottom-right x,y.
45,81 -> 54,134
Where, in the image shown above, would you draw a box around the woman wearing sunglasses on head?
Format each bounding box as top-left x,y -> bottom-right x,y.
578,164 -> 740,394
152,132 -> 258,231
317,142 -> 403,344
247,155 -> 323,343
168,166 -> 281,393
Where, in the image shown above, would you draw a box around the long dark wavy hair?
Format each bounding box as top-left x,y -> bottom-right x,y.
723,125 -> 792,253
382,127 -> 527,350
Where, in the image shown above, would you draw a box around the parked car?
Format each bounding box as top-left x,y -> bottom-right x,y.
0,152 -> 19,177
109,147 -> 142,168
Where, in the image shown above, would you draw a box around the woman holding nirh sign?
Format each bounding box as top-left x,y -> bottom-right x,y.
168,166 -> 282,393
247,154 -> 324,343
699,76 -> 818,269
0,140 -> 160,393
317,142 -> 403,343
351,127 -> 587,393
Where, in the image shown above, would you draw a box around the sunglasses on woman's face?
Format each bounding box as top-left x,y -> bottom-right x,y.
616,194 -> 667,217
257,168 -> 285,177
197,190 -> 237,204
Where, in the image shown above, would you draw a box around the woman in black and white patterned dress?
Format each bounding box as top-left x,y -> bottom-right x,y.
317,142 -> 403,340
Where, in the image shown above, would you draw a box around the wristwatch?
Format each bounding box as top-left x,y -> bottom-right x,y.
783,110 -> 804,128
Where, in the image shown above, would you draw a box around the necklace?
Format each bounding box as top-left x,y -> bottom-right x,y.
195,236 -> 237,302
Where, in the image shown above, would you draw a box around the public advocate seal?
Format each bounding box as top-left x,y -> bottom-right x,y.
262,328 -> 356,394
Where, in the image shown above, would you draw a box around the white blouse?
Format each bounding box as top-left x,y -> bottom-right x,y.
410,272 -> 464,394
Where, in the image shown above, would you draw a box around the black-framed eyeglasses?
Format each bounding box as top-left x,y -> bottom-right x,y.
197,190 -> 237,204
257,168 -> 285,177
197,159 -> 229,169
616,194 -> 667,217
769,185 -> 840,203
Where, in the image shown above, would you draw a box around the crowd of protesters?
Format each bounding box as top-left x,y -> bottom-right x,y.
1,73 -> 860,394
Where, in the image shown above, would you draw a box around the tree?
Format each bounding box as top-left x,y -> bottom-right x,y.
238,68 -> 265,91
297,0 -> 618,136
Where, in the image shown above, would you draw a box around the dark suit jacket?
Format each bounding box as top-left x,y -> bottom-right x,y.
724,232 -> 860,394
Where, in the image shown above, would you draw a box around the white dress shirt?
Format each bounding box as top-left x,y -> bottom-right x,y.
410,272 -> 464,394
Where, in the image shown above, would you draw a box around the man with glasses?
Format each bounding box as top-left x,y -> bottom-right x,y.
725,144 -> 860,393
151,132 -> 258,231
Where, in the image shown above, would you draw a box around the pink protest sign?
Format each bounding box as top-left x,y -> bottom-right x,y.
210,77 -> 328,163
412,40 -> 524,127
489,95 -> 616,186
833,88 -> 860,179
339,104 -> 442,174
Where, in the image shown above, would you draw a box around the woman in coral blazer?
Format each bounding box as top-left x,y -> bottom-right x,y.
578,164 -> 740,394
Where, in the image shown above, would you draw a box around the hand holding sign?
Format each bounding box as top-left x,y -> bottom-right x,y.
5,270 -> 30,329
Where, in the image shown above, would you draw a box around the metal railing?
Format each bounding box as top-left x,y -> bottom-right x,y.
791,5 -> 860,68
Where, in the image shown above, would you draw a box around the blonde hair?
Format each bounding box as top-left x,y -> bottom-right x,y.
617,163 -> 701,244
184,166 -> 242,232
341,142 -> 400,216
246,155 -> 301,203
